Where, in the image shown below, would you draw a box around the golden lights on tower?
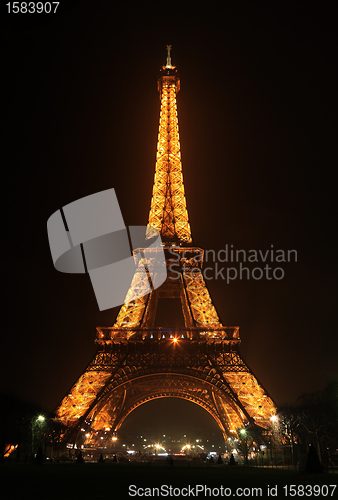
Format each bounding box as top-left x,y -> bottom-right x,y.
54,47 -> 277,448
147,46 -> 191,244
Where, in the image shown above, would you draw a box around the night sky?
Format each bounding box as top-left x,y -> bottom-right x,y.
1,1 -> 337,437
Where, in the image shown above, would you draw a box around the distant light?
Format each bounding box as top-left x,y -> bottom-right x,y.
240,429 -> 246,435
271,415 -> 277,422
173,338 -> 178,343
37,415 -> 45,422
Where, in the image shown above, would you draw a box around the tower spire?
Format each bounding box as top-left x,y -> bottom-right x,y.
148,46 -> 192,244
166,44 -> 172,67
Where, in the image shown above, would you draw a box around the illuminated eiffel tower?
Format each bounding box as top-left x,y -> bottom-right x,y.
56,46 -> 276,446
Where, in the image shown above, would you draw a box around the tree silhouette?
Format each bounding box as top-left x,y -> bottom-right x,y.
279,379 -> 338,466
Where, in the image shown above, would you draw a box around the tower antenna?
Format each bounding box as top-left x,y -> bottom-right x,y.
166,44 -> 172,67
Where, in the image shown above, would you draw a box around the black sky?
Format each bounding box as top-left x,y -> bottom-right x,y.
1,1 -> 337,434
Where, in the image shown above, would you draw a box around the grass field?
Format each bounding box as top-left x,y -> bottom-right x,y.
1,462 -> 337,499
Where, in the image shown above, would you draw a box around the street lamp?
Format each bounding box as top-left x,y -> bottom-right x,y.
31,415 -> 46,462
270,415 -> 278,466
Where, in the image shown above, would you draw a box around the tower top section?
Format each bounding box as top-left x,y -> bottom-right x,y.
148,46 -> 191,244
157,45 -> 180,94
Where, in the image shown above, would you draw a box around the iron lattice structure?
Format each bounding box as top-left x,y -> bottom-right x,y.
55,47 -> 276,446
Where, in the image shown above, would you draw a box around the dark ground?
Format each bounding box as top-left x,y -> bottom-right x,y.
1,462 -> 337,499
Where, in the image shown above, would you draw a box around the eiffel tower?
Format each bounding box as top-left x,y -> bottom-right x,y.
55,46 -> 276,447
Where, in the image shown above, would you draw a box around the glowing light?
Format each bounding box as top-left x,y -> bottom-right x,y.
270,415 -> 277,422
4,444 -> 18,457
173,338 -> 178,343
37,415 -> 45,422
153,443 -> 166,452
